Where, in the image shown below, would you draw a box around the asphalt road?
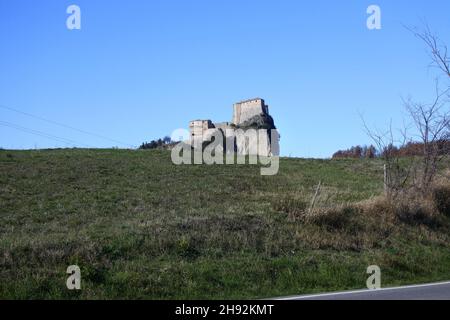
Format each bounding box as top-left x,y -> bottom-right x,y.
277,281 -> 450,300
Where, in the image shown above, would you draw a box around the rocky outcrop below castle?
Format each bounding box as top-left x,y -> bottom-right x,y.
233,113 -> 276,130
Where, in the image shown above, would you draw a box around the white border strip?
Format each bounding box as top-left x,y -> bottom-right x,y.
274,281 -> 450,300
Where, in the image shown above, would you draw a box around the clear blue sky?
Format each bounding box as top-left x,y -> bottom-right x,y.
1,0 -> 449,157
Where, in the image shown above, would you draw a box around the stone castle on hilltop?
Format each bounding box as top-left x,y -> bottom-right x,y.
189,98 -> 279,156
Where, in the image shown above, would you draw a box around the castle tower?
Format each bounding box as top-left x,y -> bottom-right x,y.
232,98 -> 269,126
189,120 -> 214,147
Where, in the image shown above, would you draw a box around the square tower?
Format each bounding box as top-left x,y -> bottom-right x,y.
232,98 -> 269,125
189,120 -> 214,147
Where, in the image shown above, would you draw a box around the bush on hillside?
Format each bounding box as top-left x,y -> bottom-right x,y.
432,185 -> 450,218
305,205 -> 359,231
139,136 -> 172,150
272,197 -> 308,220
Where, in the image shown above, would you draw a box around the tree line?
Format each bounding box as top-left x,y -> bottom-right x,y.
332,141 -> 450,159
139,136 -> 173,150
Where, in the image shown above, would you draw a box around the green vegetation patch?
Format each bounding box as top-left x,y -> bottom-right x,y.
0,149 -> 449,299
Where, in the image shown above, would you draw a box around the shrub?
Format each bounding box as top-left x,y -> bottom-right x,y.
394,197 -> 441,229
139,136 -> 172,150
176,237 -> 200,259
432,185 -> 450,218
305,205 -> 359,231
272,197 -> 307,220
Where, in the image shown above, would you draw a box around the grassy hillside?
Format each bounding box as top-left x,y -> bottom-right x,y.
1,149 -> 449,299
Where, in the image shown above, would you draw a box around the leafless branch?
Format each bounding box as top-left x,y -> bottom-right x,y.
406,24 -> 450,79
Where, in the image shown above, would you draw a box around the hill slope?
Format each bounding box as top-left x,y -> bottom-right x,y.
1,149 -> 449,299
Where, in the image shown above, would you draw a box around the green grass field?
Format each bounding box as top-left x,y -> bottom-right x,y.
1,148 -> 450,299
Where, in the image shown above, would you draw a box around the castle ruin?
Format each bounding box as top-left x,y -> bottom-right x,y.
189,98 -> 279,157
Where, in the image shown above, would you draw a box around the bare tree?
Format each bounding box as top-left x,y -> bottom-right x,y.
362,24 -> 450,199
361,117 -> 413,200
403,81 -> 450,190
404,25 -> 450,191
